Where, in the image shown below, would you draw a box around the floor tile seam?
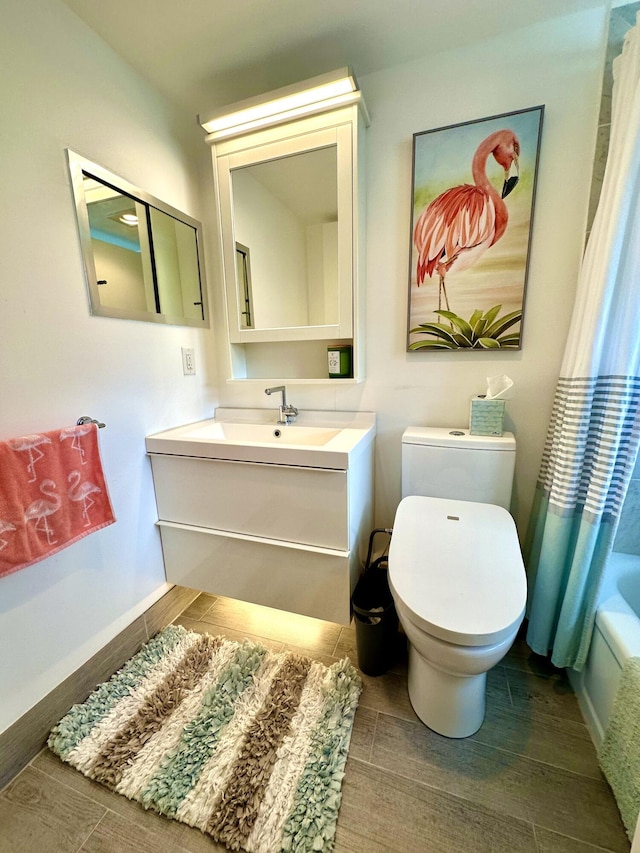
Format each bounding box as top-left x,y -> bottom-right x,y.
345,754 -> 537,834
506,666 -> 573,686
356,698 -> 417,725
508,702 -> 586,728
204,597 -> 343,633
280,643 -> 341,661
366,706 -> 592,774
504,667 -> 578,706
143,614 -> 152,642
174,616 -> 340,662
0,746 -> 49,795
368,711 -> 379,765
30,759 -> 160,830
369,711 -> 604,785
27,746 -> 48,767
177,609 -> 208,623
174,617 -> 335,664
531,822 -> 619,853
505,667 -> 515,705
504,675 -> 584,724
502,662 -> 566,677
76,809 -> 108,853
477,704 -> 595,743
361,749 -> 619,852
188,611 -> 340,652
28,760 -> 112,809
31,759 -> 194,851
504,665 -> 577,693
531,820 -> 542,852
369,738 -> 616,830
498,678 -> 588,720
174,616 -> 277,646
519,815 -> 540,852
330,627 -> 346,658
192,598 -> 343,646
468,735 -> 605,782
195,602 -> 216,621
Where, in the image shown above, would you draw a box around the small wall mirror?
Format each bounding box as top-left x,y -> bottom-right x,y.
67,150 -> 209,327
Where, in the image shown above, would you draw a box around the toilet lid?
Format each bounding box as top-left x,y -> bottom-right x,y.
388,496 -> 526,646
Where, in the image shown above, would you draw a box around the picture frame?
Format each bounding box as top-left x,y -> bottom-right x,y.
406,105 -> 544,351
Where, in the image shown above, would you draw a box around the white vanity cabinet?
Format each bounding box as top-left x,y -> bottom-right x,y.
146,410 -> 375,624
207,89 -> 368,384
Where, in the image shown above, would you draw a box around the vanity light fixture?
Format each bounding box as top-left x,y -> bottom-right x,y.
199,67 -> 368,140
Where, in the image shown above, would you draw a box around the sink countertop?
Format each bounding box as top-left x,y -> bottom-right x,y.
145,408 -> 376,469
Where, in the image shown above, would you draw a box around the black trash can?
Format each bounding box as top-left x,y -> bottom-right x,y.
352,532 -> 398,676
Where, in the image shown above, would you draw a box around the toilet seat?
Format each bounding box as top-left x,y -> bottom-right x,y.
388,495 -> 526,647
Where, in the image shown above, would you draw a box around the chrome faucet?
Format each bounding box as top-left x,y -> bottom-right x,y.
265,385 -> 298,424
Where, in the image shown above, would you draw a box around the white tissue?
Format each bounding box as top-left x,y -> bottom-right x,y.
484,374 -> 514,400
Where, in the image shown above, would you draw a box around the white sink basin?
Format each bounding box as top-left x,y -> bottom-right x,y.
145,408 -> 376,469
184,421 -> 341,447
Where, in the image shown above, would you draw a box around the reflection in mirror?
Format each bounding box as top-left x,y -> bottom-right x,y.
235,243 -> 254,328
230,146 -> 338,331
68,150 -> 209,327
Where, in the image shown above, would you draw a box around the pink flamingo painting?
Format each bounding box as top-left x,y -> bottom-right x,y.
68,471 -> 102,527
0,519 -> 17,552
413,129 -> 520,312
24,479 -> 61,545
9,433 -> 52,483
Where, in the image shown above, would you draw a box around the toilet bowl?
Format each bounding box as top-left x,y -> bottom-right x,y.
389,494 -> 526,738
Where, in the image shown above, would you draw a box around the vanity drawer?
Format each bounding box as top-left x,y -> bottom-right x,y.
149,454 -> 348,550
158,522 -> 353,624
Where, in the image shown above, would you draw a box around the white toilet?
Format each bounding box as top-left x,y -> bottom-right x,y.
388,427 -> 527,738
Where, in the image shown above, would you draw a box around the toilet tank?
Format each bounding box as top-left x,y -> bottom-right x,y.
401,427 -> 516,510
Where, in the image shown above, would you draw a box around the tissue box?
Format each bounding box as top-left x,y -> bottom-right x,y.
469,396 -> 505,436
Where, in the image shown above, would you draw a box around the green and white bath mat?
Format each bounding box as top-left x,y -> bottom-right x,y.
48,625 -> 362,852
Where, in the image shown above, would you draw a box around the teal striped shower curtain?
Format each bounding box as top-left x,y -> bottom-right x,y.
526,17 -> 640,670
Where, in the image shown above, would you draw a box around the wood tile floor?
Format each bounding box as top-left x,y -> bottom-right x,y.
0,591 -> 631,853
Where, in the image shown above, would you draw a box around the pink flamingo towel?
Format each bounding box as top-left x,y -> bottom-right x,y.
0,423 -> 115,579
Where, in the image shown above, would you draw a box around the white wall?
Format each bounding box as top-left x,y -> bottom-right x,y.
0,0 -> 609,734
357,7 -> 608,532
0,0 -> 218,732
216,6 -> 609,536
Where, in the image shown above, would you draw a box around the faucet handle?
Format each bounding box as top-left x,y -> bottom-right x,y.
282,404 -> 298,424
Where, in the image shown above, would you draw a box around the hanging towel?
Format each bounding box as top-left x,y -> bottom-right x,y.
598,657 -> 640,841
0,423 -> 116,579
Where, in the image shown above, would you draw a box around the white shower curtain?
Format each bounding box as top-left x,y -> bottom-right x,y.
525,15 -> 640,670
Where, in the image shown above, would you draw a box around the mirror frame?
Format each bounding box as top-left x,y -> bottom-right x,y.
214,113 -> 354,343
67,149 -> 210,328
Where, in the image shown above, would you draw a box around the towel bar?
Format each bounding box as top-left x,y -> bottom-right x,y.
77,416 -> 106,429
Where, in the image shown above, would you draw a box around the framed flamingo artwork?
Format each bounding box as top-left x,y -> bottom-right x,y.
406,105 -> 544,351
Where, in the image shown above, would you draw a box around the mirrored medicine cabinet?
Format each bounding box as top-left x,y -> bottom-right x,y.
67,150 -> 209,328
207,94 -> 367,383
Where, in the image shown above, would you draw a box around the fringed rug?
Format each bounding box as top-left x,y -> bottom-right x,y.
48,625 -> 362,852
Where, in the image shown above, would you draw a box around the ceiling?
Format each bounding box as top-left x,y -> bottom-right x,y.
62,0 -> 609,119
